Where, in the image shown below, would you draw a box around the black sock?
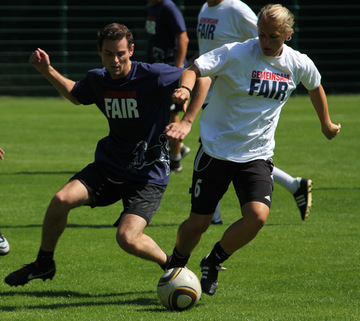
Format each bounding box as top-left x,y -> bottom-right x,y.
36,249 -> 54,266
168,247 -> 190,269
159,254 -> 171,271
208,242 -> 230,265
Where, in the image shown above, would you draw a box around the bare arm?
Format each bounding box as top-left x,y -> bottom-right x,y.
308,85 -> 341,140
174,31 -> 189,68
29,48 -> 80,105
172,65 -> 201,106
165,65 -> 210,141
0,147 -> 4,160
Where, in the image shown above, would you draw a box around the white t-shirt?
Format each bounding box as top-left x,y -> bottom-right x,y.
195,39 -> 321,163
197,0 -> 258,55
197,0 -> 258,103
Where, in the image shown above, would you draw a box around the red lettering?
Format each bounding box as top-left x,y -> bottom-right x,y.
199,17 -> 219,24
104,91 -> 137,99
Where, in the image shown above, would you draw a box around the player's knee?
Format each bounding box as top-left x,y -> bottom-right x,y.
248,211 -> 268,230
186,216 -> 210,234
254,215 -> 267,229
116,230 -> 137,253
242,202 -> 269,229
50,191 -> 72,210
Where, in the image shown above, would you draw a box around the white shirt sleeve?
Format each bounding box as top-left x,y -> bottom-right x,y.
195,43 -> 238,78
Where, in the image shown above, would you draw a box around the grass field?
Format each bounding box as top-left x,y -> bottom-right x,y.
0,95 -> 359,320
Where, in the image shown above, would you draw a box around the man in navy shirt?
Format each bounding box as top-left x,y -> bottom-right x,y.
146,0 -> 190,173
4,23 -> 210,287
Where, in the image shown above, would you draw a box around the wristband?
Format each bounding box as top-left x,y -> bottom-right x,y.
180,85 -> 192,96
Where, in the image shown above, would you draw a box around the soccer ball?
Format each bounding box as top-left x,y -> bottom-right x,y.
157,267 -> 201,311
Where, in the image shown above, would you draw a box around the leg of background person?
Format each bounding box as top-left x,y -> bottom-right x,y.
169,111 -> 183,173
272,166 -> 312,220
211,202 -> 223,225
272,166 -> 299,194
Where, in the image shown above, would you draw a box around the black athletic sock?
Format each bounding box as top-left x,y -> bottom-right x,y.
36,249 -> 54,267
159,254 -> 171,271
207,242 -> 230,265
168,247 -> 190,269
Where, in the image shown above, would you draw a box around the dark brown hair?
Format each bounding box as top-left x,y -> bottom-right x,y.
97,23 -> 134,51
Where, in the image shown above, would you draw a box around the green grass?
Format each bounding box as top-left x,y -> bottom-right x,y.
0,95 -> 359,321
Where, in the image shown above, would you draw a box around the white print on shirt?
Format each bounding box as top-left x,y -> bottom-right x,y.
104,98 -> 140,119
248,70 -> 290,102
145,19 -> 156,35
129,134 -> 170,175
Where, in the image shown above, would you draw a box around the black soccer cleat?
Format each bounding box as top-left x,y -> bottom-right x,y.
293,178 -> 313,220
170,160 -> 182,173
200,255 -> 226,296
4,261 -> 56,287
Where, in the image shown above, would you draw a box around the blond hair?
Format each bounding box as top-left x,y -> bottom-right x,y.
257,4 -> 294,36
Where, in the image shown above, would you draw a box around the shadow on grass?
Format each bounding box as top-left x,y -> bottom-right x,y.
0,289 -> 204,313
2,222 -> 179,229
0,290 -> 163,312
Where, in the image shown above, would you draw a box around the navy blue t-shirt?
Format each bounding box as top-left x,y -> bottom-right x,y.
145,0 -> 187,64
71,61 -> 183,185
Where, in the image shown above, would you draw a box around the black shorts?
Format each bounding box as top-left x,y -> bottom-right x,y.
190,146 -> 274,215
70,162 -> 167,224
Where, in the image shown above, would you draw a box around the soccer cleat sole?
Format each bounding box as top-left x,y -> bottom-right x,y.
302,179 -> 313,220
6,275 -> 55,287
294,179 -> 313,220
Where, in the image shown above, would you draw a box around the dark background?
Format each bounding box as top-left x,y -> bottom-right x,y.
1,0 -> 359,95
